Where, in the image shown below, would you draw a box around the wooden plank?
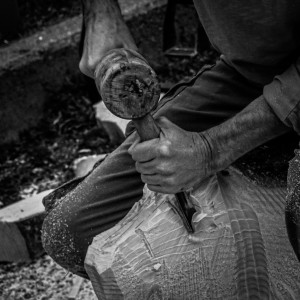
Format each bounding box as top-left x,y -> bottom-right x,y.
94,101 -> 129,135
0,222 -> 30,262
73,154 -> 107,178
0,190 -> 52,262
85,168 -> 300,299
0,189 -> 52,223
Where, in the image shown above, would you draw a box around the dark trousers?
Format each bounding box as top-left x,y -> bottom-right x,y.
42,57 -> 263,278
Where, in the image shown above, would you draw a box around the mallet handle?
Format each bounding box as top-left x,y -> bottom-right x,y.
95,48 -> 195,233
133,114 -> 160,142
133,114 -> 195,233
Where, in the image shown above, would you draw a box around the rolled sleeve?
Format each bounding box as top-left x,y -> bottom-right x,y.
263,57 -> 300,134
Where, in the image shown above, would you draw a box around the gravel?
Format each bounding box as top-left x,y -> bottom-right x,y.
0,256 -> 96,300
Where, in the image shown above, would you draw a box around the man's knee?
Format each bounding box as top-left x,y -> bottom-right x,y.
42,203 -> 89,278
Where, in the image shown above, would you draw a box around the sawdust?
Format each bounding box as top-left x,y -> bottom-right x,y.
0,255 -> 96,300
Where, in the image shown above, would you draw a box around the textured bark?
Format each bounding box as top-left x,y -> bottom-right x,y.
85,168 -> 300,299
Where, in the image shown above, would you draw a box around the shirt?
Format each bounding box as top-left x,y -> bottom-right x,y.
193,0 -> 300,133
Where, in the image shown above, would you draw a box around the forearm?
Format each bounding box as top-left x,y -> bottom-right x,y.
79,0 -> 138,78
202,96 -> 290,174
128,96 -> 290,193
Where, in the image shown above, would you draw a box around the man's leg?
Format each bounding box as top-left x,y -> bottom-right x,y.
42,57 -> 262,278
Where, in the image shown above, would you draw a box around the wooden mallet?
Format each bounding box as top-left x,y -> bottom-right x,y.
94,48 -> 195,233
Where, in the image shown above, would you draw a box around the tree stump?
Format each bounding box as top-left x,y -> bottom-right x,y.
85,168 -> 300,299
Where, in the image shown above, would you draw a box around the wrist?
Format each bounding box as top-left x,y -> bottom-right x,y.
194,132 -> 215,177
197,96 -> 290,176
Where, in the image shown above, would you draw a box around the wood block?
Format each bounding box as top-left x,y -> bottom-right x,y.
0,222 -> 30,262
85,168 -> 300,299
94,95 -> 165,144
94,101 -> 128,144
0,189 -> 52,262
73,154 -> 107,178
0,190 -> 52,223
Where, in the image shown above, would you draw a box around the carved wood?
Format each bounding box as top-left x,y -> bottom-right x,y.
85,168 -> 300,299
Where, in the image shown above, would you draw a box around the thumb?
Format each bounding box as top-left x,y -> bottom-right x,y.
156,117 -> 185,141
156,117 -> 181,138
156,116 -> 176,130
128,135 -> 141,155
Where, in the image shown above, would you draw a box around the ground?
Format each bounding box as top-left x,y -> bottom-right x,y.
0,0 -> 82,46
0,2 -> 299,299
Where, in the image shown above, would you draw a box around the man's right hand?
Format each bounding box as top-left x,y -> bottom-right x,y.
128,117 -> 213,194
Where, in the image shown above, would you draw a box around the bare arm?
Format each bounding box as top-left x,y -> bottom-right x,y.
79,0 -> 138,78
129,96 -> 289,193
204,95 -> 289,175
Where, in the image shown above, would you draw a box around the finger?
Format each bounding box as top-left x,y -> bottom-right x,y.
128,136 -> 141,155
147,184 -> 162,193
156,116 -> 171,127
136,161 -> 174,175
141,174 -> 161,185
156,116 -> 183,140
135,161 -> 155,175
147,184 -> 174,194
129,138 -> 159,162
156,116 -> 179,131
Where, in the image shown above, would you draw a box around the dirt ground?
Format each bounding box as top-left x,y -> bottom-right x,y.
0,2 -> 299,300
0,0 -> 81,45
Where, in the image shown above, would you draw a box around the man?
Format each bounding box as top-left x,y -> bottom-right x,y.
42,0 -> 300,279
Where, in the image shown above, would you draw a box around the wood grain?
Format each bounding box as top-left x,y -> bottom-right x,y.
94,48 -> 160,120
85,168 -> 300,299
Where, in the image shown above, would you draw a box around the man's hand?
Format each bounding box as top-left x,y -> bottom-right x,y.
129,96 -> 289,194
128,117 -> 212,194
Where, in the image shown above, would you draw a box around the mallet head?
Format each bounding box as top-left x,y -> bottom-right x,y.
95,48 -> 161,120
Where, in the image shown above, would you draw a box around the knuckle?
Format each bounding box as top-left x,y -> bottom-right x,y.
166,177 -> 177,187
156,164 -> 171,175
156,165 -> 164,174
158,142 -> 172,157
